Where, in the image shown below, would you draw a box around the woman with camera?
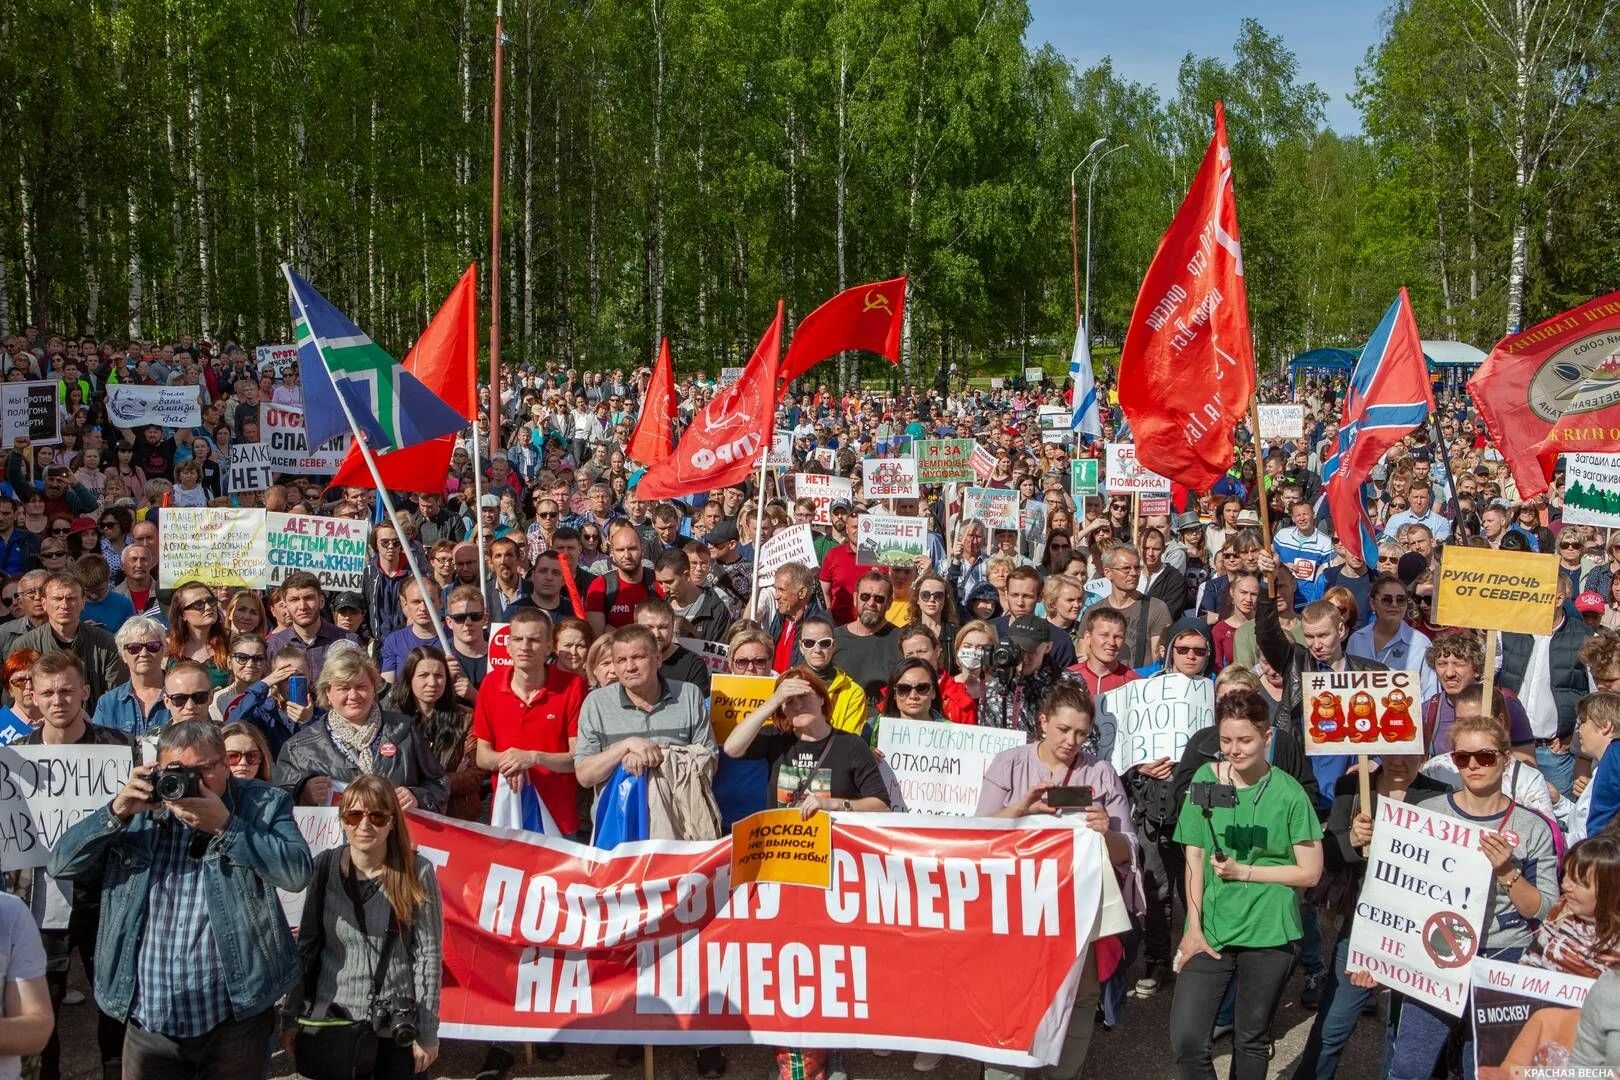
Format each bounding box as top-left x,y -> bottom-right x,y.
283,775 -> 443,1080
1169,689 -> 1323,1080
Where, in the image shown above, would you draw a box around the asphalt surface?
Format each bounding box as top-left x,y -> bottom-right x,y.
53,958 -> 1386,1078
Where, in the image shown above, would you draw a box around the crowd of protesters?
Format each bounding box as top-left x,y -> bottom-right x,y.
0,327 -> 1616,1080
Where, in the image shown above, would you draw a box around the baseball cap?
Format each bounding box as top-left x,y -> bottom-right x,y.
1575,591 -> 1606,615
830,499 -> 853,513
1007,615 -> 1049,651
478,494 -> 501,509
332,592 -> 365,612
1396,553 -> 1429,589
703,521 -> 740,546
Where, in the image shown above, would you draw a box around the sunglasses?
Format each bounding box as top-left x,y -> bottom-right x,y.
230,651 -> 268,664
48,526 -> 70,535
1560,542 -> 1582,550
99,520 -> 118,529
733,655 -> 770,670
1172,644 -> 1209,657
800,636 -> 835,650
340,809 -> 393,828
8,675 -> 29,689
1449,748 -> 1501,769
225,749 -> 263,766
538,511 -> 558,519
165,690 -> 212,706
124,641 -> 164,655
896,682 -> 934,696
377,538 -> 402,548
446,611 -> 486,624
856,592 -> 889,603
917,590 -> 946,602
182,598 -> 215,613
40,549 -> 66,558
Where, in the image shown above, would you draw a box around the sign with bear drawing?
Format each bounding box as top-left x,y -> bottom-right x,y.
1301,670 -> 1424,756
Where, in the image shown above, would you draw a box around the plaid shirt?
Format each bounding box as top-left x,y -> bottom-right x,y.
130,816 -> 231,1037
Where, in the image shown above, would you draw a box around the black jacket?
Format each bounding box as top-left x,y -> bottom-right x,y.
1144,565 -> 1190,620
1499,603 -> 1595,740
273,710 -> 449,813
1255,586 -> 1386,737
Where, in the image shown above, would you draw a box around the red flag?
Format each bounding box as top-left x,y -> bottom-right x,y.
777,276 -> 905,391
626,337 -> 678,468
1118,102 -> 1255,491
330,264 -> 478,492
1469,289 -> 1620,498
635,302 -> 783,501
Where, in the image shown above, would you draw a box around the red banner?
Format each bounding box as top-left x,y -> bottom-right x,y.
778,277 -> 906,391
626,337 -> 679,469
410,812 -> 1102,1065
1118,101 -> 1255,491
1469,290 -> 1620,498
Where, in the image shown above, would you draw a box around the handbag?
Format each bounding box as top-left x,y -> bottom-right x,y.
293,859 -> 400,1080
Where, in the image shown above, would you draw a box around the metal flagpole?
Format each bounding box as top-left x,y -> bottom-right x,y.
469,416 -> 490,601
745,450 -> 770,618
284,264 -> 456,659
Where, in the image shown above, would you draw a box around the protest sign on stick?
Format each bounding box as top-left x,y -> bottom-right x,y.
1104,443 -> 1172,495
962,487 -> 1019,531
1069,458 -> 1099,496
754,524 -> 819,586
1094,674 -> 1214,774
1346,797 -> 1493,1015
861,457 -> 919,499
1301,670 -> 1424,756
916,439 -> 976,484
875,718 -> 1025,815
1433,545 -> 1560,705
0,745 -> 134,871
855,514 -> 928,567
158,508 -> 269,588
265,512 -> 368,591
1256,404 -> 1305,440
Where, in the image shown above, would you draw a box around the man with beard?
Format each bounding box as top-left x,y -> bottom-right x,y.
832,571 -> 901,702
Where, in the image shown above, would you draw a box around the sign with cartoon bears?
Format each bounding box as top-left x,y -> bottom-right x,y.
1300,670 -> 1424,756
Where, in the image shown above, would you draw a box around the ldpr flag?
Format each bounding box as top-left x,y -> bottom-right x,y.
284,264 -> 468,452
636,302 -> 783,500
626,337 -> 679,468
777,277 -> 905,392
1069,318 -> 1101,442
1322,289 -> 1435,564
1467,289 -> 1620,498
329,264 -> 479,492
1118,101 -> 1255,490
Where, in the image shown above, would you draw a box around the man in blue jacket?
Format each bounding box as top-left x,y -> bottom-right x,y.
48,718 -> 312,1078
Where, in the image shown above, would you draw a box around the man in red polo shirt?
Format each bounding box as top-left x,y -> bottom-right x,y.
1072,606 -> 1139,698
473,607 -> 585,836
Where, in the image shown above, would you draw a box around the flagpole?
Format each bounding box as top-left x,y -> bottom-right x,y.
283,265 -> 456,660
469,416 -> 490,601
746,451 -> 770,618
487,0 -> 506,459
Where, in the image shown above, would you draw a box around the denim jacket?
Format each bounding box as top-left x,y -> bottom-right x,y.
46,777 -> 313,1023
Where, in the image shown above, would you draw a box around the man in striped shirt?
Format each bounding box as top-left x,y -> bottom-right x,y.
1271,500 -> 1335,610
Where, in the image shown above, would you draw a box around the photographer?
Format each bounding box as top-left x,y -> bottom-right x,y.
1169,690 -> 1323,1080
980,615 -> 1065,737
47,718 -> 313,1078
283,775 -> 442,1079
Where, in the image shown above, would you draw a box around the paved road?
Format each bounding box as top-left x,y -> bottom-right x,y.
56,962 -> 1386,1079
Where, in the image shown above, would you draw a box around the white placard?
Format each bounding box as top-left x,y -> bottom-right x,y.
855,514 -> 929,567
105,383 -> 204,429
861,457 -> 920,499
1094,673 -> 1213,774
0,382 -> 61,446
1256,404 -> 1305,441
278,807 -> 343,927
266,511 -> 369,591
256,343 -> 300,377
228,442 -> 274,493
764,432 -> 794,469
676,637 -> 730,675
0,745 -> 134,871
1561,453 -> 1620,528
754,523 -> 819,586
792,474 -> 853,525
158,507 -> 270,589
1346,797 -> 1493,1016
1104,442 -> 1173,495
875,717 -> 1026,816
258,402 -> 349,474
962,487 -> 1019,531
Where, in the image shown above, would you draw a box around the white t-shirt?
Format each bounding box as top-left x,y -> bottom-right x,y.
0,892 -> 46,1080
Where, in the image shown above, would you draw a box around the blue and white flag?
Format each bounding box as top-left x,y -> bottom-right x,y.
1070,319 -> 1102,443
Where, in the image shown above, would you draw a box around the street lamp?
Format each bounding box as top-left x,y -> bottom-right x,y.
1070,138 -> 1107,330
1084,142 -> 1129,334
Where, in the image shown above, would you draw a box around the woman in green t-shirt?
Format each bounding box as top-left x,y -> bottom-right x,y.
1169,689 -> 1323,1080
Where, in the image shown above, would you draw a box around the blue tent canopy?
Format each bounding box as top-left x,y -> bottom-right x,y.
1289,348 -> 1358,380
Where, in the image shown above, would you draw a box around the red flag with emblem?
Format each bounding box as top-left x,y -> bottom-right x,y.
626,337 -> 678,468
636,302 -> 783,500
1118,102 -> 1255,491
777,277 -> 905,392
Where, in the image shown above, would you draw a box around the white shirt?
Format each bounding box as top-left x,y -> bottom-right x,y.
1517,629 -> 1559,740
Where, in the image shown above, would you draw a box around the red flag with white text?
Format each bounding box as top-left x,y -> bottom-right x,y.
636,303 -> 783,500
626,337 -> 679,469
777,277 -> 906,392
1117,102 -> 1255,491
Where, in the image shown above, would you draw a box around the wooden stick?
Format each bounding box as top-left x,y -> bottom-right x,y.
644,1045 -> 654,1080
1480,629 -> 1498,710
1357,753 -> 1373,858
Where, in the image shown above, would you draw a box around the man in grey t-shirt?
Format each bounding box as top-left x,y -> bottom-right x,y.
573,624 -> 715,790
0,891 -> 51,1080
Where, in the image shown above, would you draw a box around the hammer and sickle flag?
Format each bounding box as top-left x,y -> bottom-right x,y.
777,276 -> 906,394
636,301 -> 784,501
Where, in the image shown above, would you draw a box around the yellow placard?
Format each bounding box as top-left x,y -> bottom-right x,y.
1432,546 -> 1560,636
729,808 -> 832,889
708,673 -> 776,743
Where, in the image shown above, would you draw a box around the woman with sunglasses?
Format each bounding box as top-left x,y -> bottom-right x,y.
1516,500 -> 1556,554
0,649 -> 41,739
1348,573 -> 1440,703
220,721 -> 274,782
282,776 -> 443,1079
390,646 -> 485,821
165,582 -> 231,687
276,643 -> 449,812
908,570 -> 960,668
1374,703 -> 1558,1080
212,632 -> 273,723
222,642 -> 315,757
878,657 -> 946,727
92,617 -> 170,736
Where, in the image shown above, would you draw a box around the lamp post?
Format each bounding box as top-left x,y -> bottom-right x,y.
1070,138 -> 1106,330
1084,142 -> 1129,334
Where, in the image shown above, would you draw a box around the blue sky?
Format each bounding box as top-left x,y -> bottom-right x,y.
1025,0 -> 1389,134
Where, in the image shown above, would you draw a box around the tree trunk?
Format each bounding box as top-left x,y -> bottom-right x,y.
127,185 -> 142,339
835,39 -> 848,392
190,60 -> 211,338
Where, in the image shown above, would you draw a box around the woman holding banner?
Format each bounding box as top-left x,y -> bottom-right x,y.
976,683 -> 1136,1080
1169,689 -> 1323,1080
1376,707 -> 1559,1080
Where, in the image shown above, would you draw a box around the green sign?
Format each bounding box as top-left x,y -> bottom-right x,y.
916,438 -> 976,484
1070,458 -> 1099,496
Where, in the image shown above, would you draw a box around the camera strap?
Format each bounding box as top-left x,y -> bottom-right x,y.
340,856 -> 400,1001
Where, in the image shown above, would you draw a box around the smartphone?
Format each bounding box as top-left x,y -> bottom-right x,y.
288,675 -> 309,708
1045,785 -> 1093,809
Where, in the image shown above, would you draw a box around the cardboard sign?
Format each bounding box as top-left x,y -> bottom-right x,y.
874,718 -> 1026,816
792,474 -> 852,526
1469,958 -> 1593,1077
676,637 -> 730,675
1138,496 -> 1172,516
1433,546 -> 1559,636
968,442 -> 997,483
811,447 -> 837,471
855,514 -> 929,567
0,382 -> 61,446
256,343 -> 300,377
1302,670 -> 1424,755
265,511 -> 369,590
106,384 -> 204,429
1104,442 -> 1173,495
258,402 -> 349,473
0,745 -> 134,871
489,623 -> 512,668
916,439 -> 976,484
228,441 -> 275,493
754,524 -> 819,587
1094,674 -> 1214,774
708,673 -> 777,742
1560,453 -> 1620,527
1024,367 -> 1045,383
962,487 -> 1019,531
158,507 -> 270,588
1346,797 -> 1493,1016
729,808 -> 832,890
861,457 -> 919,500
1070,458 -> 1099,496
764,432 -> 794,469
1256,403 -> 1305,440
278,807 -> 343,926
719,366 -> 745,388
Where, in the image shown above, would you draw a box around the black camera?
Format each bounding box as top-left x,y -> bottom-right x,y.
369,999 -> 419,1047
989,640 -> 1020,669
1189,781 -> 1237,811
153,764 -> 202,802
